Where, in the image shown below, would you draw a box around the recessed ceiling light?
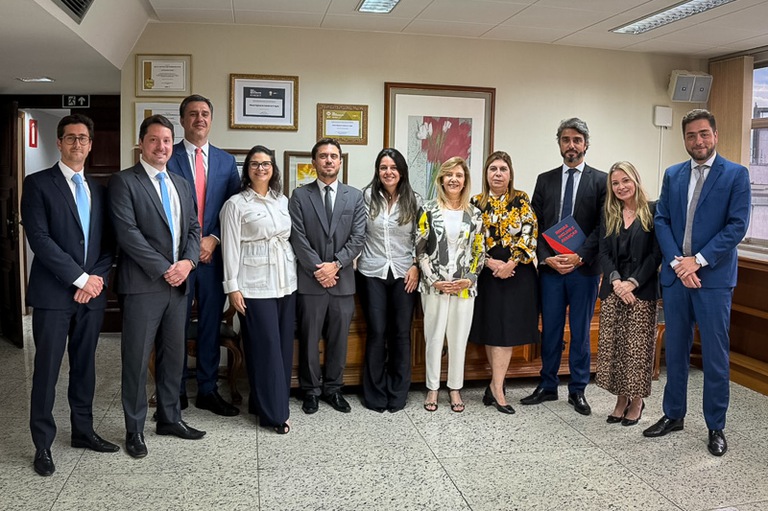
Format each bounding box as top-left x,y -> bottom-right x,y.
16,76 -> 56,83
611,0 -> 737,35
357,0 -> 400,14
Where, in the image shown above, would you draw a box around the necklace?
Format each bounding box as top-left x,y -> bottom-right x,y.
623,209 -> 636,216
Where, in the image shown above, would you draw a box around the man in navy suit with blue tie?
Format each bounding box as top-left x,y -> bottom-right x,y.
21,114 -> 119,476
167,95 -> 240,416
644,109 -> 751,456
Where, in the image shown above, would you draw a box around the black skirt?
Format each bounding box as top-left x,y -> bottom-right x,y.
469,246 -> 540,347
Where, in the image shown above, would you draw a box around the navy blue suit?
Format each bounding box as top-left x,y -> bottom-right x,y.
21,163 -> 114,450
655,153 -> 751,430
531,164 -> 607,394
167,141 -> 239,395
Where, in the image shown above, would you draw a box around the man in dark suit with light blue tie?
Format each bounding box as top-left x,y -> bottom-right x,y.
167,95 -> 240,416
521,118 -> 606,415
289,138 -> 366,414
644,109 -> 751,456
109,115 -> 205,458
21,114 -> 119,476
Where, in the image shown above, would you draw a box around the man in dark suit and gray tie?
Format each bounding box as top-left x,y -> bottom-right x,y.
167,94 -> 240,416
644,109 -> 751,456
521,118 -> 607,415
109,115 -> 204,458
289,138 -> 366,414
21,114 -> 119,476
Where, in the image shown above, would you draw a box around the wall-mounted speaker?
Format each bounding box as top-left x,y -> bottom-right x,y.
668,70 -> 712,103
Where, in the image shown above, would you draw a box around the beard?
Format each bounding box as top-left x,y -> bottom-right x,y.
687,145 -> 715,163
561,149 -> 585,164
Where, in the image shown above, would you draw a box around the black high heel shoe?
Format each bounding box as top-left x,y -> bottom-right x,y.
483,386 -> 515,415
607,403 -> 630,424
621,400 -> 645,426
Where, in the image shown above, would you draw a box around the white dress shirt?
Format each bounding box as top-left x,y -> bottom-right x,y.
140,156 -> 182,262
58,160 -> 90,288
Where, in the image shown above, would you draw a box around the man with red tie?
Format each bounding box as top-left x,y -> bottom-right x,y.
167,94 -> 241,416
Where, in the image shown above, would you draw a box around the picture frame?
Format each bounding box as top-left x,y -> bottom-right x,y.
384,82 -> 495,200
135,54 -> 191,97
316,103 -> 368,145
224,149 -> 250,175
134,102 -> 183,144
230,74 -> 299,130
283,151 -> 349,197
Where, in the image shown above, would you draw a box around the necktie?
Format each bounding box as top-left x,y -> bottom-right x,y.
324,185 -> 333,223
157,172 -> 175,243
560,168 -> 576,220
194,147 -> 206,229
72,173 -> 90,259
683,165 -> 706,256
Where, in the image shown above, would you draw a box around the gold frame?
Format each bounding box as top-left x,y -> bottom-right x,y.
135,54 -> 192,97
316,103 -> 368,145
283,151 -> 349,197
230,74 -> 299,130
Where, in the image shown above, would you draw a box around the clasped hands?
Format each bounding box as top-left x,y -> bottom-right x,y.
673,255 -> 702,288
74,275 -> 104,304
433,279 -> 470,295
314,262 -> 339,289
612,279 -> 637,305
545,253 -> 581,275
164,259 -> 194,288
486,257 -> 517,279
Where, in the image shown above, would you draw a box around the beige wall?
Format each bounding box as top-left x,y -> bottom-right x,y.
121,23 -> 706,198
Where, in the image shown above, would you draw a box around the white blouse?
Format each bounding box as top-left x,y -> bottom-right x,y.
220,188 -> 297,299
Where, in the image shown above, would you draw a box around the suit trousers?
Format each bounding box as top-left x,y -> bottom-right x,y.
361,272 -> 416,410
662,281 -> 733,430
240,293 -> 296,427
297,293 -> 355,396
539,270 -> 600,393
182,260 -> 227,396
121,287 -> 187,433
30,304 -> 104,450
421,293 -> 475,391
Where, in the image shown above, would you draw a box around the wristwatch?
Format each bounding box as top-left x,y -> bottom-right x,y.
334,260 -> 342,270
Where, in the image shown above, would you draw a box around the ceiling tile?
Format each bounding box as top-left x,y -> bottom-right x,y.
481,25 -> 570,43
235,11 -> 323,27
501,6 -> 612,30
417,0 -> 529,24
153,9 -> 233,23
233,0 -> 331,13
404,19 -> 499,38
150,0 -> 232,9
327,0 -> 434,17
321,13 -> 412,32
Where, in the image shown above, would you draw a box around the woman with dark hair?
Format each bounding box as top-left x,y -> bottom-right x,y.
469,151 -> 539,414
358,148 -> 421,413
219,145 -> 296,434
597,161 -> 661,426
416,157 -> 484,413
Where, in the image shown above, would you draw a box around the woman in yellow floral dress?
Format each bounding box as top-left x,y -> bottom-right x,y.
469,151 -> 539,414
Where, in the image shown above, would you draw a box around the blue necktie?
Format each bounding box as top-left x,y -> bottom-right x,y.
72,173 -> 90,259
561,168 -> 576,220
157,172 -> 175,243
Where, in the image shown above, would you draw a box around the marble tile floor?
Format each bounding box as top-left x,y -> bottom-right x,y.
1,329 -> 768,511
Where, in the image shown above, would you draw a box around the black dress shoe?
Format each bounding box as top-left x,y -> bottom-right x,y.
567,392 -> 592,416
156,420 -> 206,440
621,400 -> 645,427
388,405 -> 405,413
520,386 -> 558,405
180,393 -> 188,410
483,386 -> 515,414
642,415 -> 684,437
300,394 -> 318,414
71,432 -> 120,452
322,392 -> 352,413
33,449 -> 55,476
196,390 -> 239,417
708,429 -> 727,456
125,433 -> 148,459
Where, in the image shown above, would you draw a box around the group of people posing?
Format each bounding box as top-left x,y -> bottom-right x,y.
23,94 -> 750,478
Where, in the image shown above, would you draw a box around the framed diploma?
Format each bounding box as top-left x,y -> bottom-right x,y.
134,102 -> 184,144
316,103 -> 368,145
230,74 -> 299,130
283,151 -> 349,197
135,54 -> 191,97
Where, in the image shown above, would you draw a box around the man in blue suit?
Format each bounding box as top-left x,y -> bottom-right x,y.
167,94 -> 240,416
644,109 -> 751,457
21,114 -> 119,476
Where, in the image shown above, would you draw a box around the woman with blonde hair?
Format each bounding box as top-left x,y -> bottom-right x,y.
596,161 -> 661,426
416,157 -> 484,412
469,151 -> 539,414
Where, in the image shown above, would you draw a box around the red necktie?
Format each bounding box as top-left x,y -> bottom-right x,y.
195,147 -> 206,229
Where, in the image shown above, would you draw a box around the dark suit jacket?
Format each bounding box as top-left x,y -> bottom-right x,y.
654,154 -> 751,288
21,163 -> 113,310
166,141 -> 239,241
108,163 -> 200,295
598,202 -> 662,301
532,164 -> 607,276
288,181 -> 366,296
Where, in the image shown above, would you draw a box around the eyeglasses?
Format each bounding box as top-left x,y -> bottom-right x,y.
60,135 -> 91,145
248,161 -> 273,170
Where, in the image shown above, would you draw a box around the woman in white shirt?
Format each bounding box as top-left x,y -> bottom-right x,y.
219,145 -> 297,434
358,148 -> 420,413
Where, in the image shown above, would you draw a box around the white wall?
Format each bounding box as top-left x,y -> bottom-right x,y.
22,109 -> 67,176
121,23 -> 707,199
